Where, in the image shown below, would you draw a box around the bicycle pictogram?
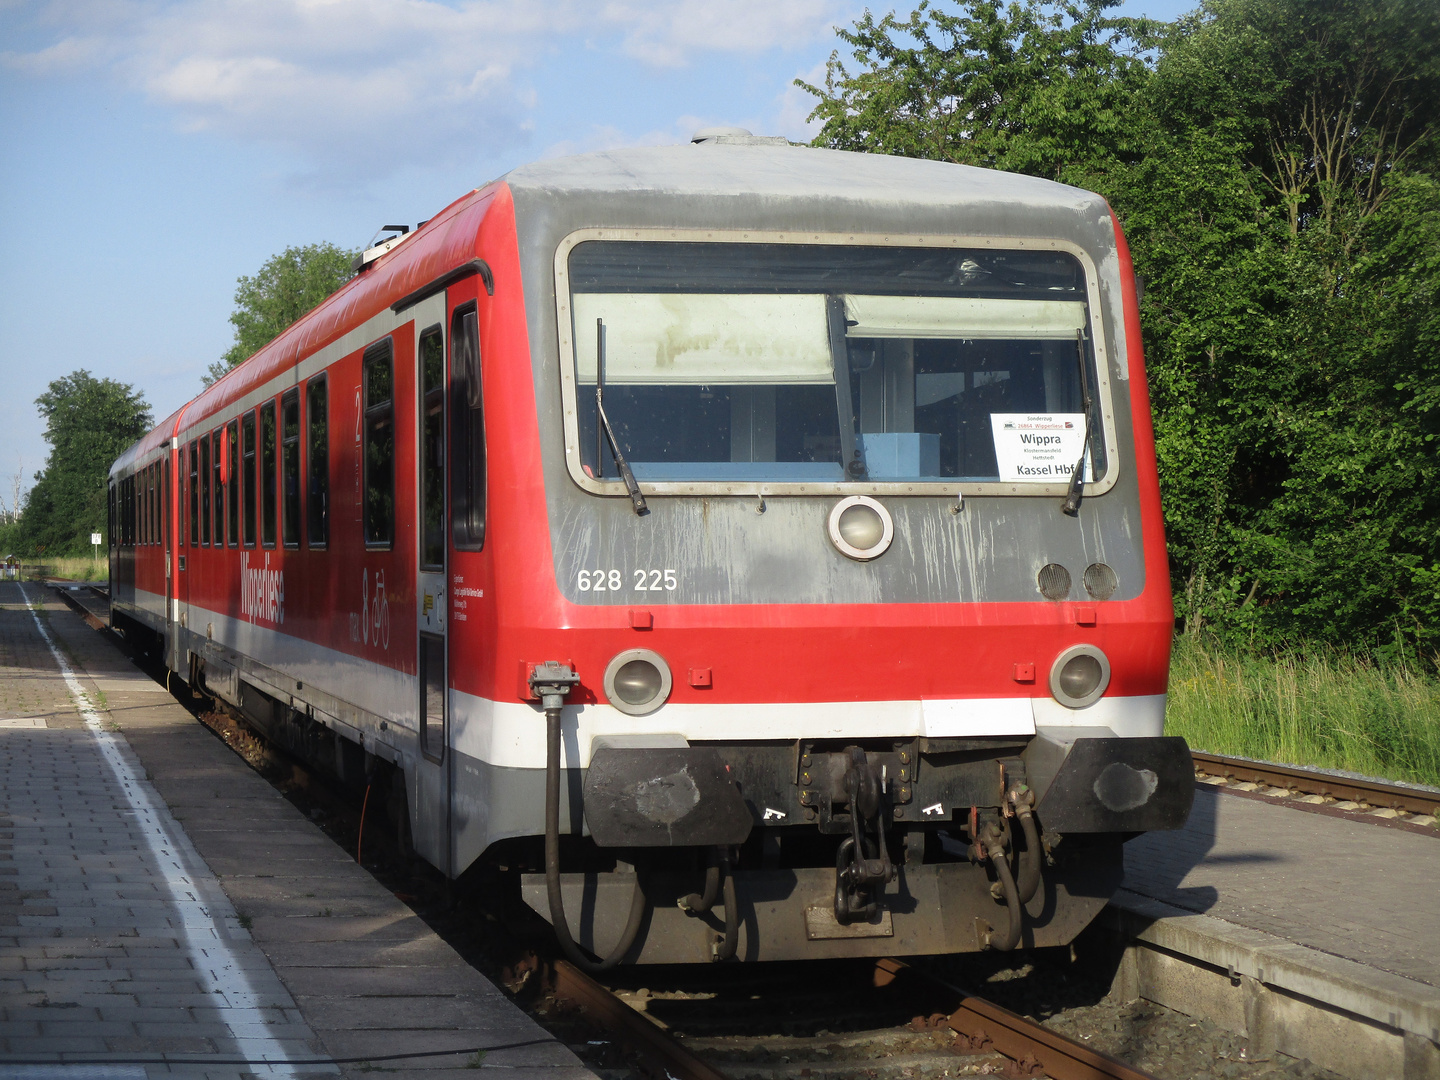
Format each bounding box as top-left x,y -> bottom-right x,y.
360,568 -> 390,650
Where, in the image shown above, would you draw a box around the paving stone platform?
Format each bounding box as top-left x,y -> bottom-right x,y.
0,581 -> 596,1080
1113,777 -> 1440,1079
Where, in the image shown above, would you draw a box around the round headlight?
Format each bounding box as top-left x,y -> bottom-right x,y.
827,495 -> 893,561
603,649 -> 673,716
1049,645 -> 1111,709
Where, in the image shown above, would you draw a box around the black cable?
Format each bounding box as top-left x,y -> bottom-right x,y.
545,704 -> 647,971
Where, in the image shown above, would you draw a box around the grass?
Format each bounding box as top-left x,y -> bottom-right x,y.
30,556 -> 107,582
1166,635 -> 1440,788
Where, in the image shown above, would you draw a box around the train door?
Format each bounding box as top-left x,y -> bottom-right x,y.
177,438 -> 195,676
164,450 -> 178,671
410,293 -> 452,873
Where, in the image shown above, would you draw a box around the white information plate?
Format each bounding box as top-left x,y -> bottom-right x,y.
921,698 -> 1035,737
990,413 -> 1088,483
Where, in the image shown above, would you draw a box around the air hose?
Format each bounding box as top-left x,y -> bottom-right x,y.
983,831 -> 1022,951
1015,804 -> 1042,906
680,849 -> 738,962
534,663 -> 647,972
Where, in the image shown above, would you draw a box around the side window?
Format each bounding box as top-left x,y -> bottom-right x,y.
163,459 -> 170,548
449,305 -> 485,551
214,430 -> 226,546
363,341 -> 395,548
201,437 -> 212,545
260,400 -> 277,547
226,420 -> 239,547
281,390 -> 301,548
419,326 -> 444,569
306,377 -> 329,547
189,441 -> 199,546
242,412 -> 257,547
216,430 -> 226,546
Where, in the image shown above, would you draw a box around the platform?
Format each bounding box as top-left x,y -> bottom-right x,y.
1111,784 -> 1440,1080
0,581 -> 596,1080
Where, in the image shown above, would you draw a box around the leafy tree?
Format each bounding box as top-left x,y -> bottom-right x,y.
803,0 -> 1440,661
1148,0 -> 1440,244
207,242 -> 358,384
17,371 -> 151,556
797,0 -> 1163,186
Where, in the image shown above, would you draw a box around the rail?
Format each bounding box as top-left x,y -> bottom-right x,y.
879,959 -> 1160,1080
545,954 -> 1160,1080
1192,750 -> 1440,818
547,959 -> 732,1080
46,581 -> 108,631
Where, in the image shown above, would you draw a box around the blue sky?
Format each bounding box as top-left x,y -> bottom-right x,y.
0,0 -> 1195,507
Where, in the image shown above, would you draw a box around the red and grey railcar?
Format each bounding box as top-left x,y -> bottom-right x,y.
109,133 -> 1191,966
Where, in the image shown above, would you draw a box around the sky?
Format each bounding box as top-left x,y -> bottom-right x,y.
0,0 -> 1195,509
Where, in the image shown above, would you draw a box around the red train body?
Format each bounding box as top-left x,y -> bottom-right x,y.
110,136 -> 1191,964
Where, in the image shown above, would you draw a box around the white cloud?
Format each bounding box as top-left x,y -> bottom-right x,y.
602,0 -> 848,67
772,59 -> 831,142
2,0 -> 855,173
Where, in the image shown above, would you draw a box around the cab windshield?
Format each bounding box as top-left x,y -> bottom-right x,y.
569,241 -> 1105,485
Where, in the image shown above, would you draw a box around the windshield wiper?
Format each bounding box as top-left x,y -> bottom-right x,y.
1062,327 -> 1095,517
594,318 -> 647,515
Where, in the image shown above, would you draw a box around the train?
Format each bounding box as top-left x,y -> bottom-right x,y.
108,129 -> 1193,967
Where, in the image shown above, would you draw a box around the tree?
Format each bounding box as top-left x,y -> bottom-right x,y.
1147,0 -> 1440,244
797,0 -> 1163,187
802,0 -> 1440,661
0,455 -> 24,526
17,371 -> 151,556
206,242 -> 358,384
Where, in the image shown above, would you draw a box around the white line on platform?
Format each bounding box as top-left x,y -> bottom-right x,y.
19,584 -> 302,1079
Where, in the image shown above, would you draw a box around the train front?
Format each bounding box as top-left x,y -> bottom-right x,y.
485,141 -> 1192,964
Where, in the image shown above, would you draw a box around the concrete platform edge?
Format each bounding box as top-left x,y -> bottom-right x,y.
1103,887 -> 1440,1080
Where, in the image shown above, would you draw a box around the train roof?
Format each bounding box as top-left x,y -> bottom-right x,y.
114,141 -> 1118,473
110,405 -> 188,477
502,140 -> 1103,215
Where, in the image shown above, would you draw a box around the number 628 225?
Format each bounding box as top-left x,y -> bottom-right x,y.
577,568 -> 677,592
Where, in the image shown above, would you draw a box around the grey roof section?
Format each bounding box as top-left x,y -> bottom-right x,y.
504,142 -> 1102,214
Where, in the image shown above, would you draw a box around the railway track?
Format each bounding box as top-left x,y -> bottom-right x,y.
44,580 -> 109,630
1192,749 -> 1440,826
543,954 -> 1160,1080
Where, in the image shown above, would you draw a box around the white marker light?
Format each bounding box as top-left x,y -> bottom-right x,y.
827,495 -> 894,561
